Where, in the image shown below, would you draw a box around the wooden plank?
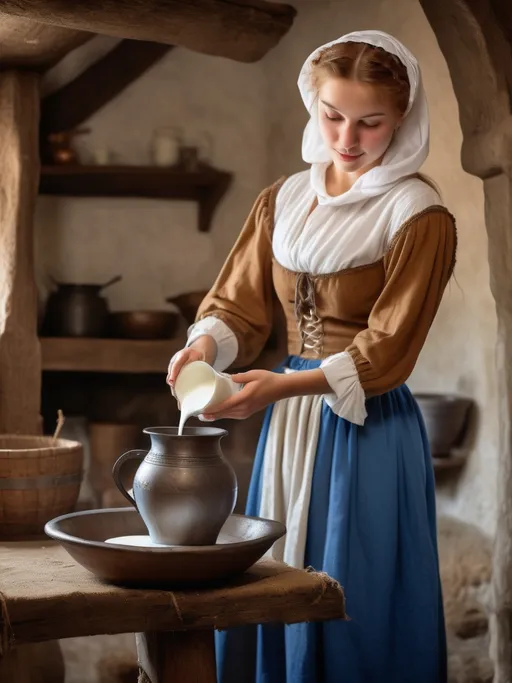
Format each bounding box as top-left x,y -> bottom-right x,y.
0,0 -> 296,64
0,71 -> 42,434
38,165 -> 233,232
40,40 -> 174,136
432,453 -> 467,471
39,164 -> 232,198
40,337 -> 185,373
0,14 -> 92,70
1,544 -> 346,644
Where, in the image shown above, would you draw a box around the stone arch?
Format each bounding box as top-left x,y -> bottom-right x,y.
419,1 -> 512,679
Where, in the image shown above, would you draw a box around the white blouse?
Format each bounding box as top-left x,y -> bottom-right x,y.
187,170 -> 441,424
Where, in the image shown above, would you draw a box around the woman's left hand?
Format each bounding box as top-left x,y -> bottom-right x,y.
202,370 -> 287,420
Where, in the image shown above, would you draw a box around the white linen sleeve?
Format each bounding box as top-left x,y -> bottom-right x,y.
320,351 -> 368,426
186,315 -> 238,372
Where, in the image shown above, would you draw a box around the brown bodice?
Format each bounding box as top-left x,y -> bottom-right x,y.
272,258 -> 386,359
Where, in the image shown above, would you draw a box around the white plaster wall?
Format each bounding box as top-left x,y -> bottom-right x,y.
36,46 -> 269,310
261,0 -> 499,536
36,0 -> 499,536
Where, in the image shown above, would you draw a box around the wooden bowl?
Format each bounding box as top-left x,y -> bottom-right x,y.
45,508 -> 286,587
166,291 -> 209,325
110,311 -> 180,339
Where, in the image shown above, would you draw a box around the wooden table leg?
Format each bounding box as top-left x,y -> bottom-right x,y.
136,629 -> 217,683
0,642 -> 65,683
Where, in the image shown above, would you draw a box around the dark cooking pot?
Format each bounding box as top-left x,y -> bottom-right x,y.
42,275 -> 122,338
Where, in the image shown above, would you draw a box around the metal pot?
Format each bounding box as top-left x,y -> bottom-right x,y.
112,426 -> 238,546
42,275 -> 122,338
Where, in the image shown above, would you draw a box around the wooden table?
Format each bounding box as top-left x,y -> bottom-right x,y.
0,541 -> 346,682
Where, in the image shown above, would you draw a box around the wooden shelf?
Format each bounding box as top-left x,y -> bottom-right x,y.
39,164 -> 233,232
432,452 -> 467,473
40,336 -> 185,374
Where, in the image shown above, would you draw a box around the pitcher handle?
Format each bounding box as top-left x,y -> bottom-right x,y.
112,449 -> 146,511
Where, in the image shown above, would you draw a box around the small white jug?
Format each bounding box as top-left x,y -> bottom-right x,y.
175,361 -> 242,431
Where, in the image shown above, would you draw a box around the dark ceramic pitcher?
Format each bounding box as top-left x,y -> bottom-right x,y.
112,426 -> 237,546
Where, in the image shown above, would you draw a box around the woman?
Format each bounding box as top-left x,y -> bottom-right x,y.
168,30 -> 454,683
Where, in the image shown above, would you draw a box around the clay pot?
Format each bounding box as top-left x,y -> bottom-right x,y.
165,290 -> 209,325
47,127 -> 90,165
414,393 -> 473,457
109,310 -> 180,340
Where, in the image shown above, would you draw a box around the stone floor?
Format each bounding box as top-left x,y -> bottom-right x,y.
438,517 -> 493,683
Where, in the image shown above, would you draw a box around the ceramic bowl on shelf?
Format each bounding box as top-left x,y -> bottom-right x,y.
109,310 -> 180,340
414,393 -> 473,457
165,291 -> 209,325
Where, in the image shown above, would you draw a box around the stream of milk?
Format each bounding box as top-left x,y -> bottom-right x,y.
178,380 -> 215,435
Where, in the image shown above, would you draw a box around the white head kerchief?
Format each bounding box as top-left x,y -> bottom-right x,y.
298,30 -> 429,206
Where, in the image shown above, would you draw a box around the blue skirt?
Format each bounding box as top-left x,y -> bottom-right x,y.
216,356 -> 447,683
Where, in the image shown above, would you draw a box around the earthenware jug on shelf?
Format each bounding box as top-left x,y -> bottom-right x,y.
112,426 -> 237,546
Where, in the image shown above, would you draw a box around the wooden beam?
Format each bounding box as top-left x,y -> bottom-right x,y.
41,40 -> 173,135
0,0 -> 297,63
490,0 -> 512,62
0,70 -> 42,435
0,14 -> 93,70
419,0 -> 512,138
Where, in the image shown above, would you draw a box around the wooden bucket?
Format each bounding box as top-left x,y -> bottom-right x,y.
0,435 -> 83,538
88,422 -> 142,508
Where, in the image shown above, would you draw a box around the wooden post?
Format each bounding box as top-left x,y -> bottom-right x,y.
418,0 -> 512,678
482,171 -> 512,681
0,70 -> 41,434
0,642 -> 65,683
136,629 -> 217,683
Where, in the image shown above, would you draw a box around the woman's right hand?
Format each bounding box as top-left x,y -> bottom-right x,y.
166,335 -> 217,393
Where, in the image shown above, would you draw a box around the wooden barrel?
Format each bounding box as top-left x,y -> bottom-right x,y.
0,435 -> 83,538
88,422 -> 142,508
